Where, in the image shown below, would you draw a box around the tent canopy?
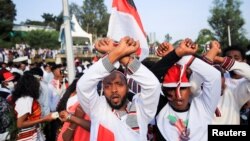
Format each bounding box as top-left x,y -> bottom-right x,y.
59,14 -> 93,47
71,14 -> 92,46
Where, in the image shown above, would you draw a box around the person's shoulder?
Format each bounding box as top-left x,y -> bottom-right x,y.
18,96 -> 33,101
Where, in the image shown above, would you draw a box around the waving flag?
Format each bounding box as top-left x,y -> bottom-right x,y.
107,0 -> 149,61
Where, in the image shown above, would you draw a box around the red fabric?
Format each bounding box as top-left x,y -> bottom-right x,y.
73,114 -> 90,141
16,99 -> 41,140
92,56 -> 99,63
2,70 -> 14,82
112,0 -> 146,36
108,0 -> 149,61
163,65 -> 189,85
163,64 -> 191,99
97,124 -> 115,141
28,100 -> 41,121
57,103 -> 90,141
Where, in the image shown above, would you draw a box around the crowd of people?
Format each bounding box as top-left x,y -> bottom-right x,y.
0,36 -> 250,141
0,47 -> 59,63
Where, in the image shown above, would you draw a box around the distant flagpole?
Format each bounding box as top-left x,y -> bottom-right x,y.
62,0 -> 75,84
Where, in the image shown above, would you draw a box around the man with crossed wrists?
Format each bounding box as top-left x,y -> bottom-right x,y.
77,37 -> 161,141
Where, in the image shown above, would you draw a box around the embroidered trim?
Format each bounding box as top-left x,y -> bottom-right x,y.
112,101 -> 139,132
102,56 -> 116,72
221,57 -> 235,71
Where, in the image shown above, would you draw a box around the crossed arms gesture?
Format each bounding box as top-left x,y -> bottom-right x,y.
156,38 -> 198,58
94,37 -> 140,66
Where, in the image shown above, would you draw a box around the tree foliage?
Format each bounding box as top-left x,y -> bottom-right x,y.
24,13 -> 61,31
0,0 -> 16,41
69,3 -> 83,23
81,0 -> 110,38
25,30 -> 60,49
42,13 -> 57,28
24,20 -> 45,26
195,29 -> 216,54
10,31 -> 27,44
55,13 -> 63,31
208,0 -> 249,48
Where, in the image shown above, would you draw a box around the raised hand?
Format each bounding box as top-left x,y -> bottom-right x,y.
175,38 -> 198,57
107,36 -> 139,64
117,37 -> 140,66
116,36 -> 139,58
94,37 -> 115,54
204,41 -> 221,62
156,42 -> 174,57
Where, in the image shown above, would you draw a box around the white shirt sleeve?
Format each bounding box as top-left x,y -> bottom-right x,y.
189,57 -> 221,115
77,58 -> 111,115
15,96 -> 33,118
229,61 -> 250,107
128,61 -> 161,123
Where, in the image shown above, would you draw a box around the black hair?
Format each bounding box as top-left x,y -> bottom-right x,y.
51,64 -> 62,72
12,73 -> 40,102
7,61 -> 14,67
56,78 -> 79,112
12,72 -> 21,82
103,70 -> 127,86
29,67 -> 44,77
222,45 -> 246,60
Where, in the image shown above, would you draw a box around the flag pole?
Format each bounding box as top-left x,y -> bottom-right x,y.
62,0 -> 75,84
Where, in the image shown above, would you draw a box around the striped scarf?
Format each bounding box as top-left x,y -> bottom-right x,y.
112,101 -> 139,133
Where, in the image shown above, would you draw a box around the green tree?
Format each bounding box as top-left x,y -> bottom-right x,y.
42,13 -> 57,28
208,0 -> 248,48
69,2 -> 83,24
0,39 -> 13,48
55,13 -> 63,31
55,3 -> 83,32
10,31 -> 28,44
0,0 -> 16,42
24,20 -> 45,26
25,30 -> 60,49
81,0 -> 110,39
24,13 -> 61,31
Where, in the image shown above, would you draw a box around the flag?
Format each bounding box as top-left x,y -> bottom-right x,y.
107,0 -> 149,61
58,24 -> 65,50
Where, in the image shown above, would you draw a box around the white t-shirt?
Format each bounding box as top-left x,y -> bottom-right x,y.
15,96 -> 33,118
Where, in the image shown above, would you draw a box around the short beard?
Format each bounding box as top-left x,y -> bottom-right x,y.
106,95 -> 128,110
